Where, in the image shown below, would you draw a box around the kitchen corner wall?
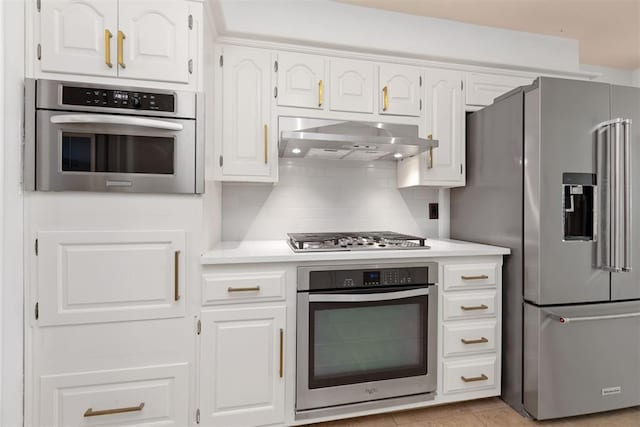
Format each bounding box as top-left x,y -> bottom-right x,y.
222,159 -> 439,241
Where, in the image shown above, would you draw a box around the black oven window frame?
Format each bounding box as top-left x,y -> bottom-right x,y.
308,291 -> 429,389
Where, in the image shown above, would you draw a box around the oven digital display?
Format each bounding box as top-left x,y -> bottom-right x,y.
363,271 -> 380,284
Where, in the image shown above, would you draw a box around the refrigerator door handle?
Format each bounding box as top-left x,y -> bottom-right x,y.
622,118 -> 632,272
596,122 -> 616,271
545,310 -> 640,324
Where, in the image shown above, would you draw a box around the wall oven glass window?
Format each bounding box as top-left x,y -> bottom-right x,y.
296,264 -> 438,418
25,79 -> 203,194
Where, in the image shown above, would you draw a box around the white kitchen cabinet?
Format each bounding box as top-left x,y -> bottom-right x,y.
465,72 -> 534,106
378,63 -> 422,117
329,58 -> 375,113
220,46 -> 276,181
37,0 -> 195,84
397,69 -> 464,187
277,52 -> 325,109
117,1 -> 191,83
35,230 -> 186,325
199,306 -> 286,427
39,0 -> 118,77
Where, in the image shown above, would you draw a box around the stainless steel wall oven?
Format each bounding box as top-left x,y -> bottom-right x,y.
24,79 -> 203,194
296,263 -> 438,419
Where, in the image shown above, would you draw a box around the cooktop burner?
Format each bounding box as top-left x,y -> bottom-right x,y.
287,231 -> 429,252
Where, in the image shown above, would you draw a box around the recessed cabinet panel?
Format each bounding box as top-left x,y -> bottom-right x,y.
221,46 -> 273,178
329,59 -> 374,113
36,230 -> 186,325
378,64 -> 422,117
465,72 -> 533,106
117,1 -> 190,83
277,52 -> 325,109
40,364 -> 189,427
422,69 -> 465,185
40,0 -> 118,77
200,306 -> 286,427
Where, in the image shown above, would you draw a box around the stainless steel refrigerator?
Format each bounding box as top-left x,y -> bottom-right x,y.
451,77 -> 640,420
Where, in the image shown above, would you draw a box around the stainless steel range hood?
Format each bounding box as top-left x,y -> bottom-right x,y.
278,117 -> 438,161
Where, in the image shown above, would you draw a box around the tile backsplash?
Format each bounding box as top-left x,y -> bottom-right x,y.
221,159 -> 439,241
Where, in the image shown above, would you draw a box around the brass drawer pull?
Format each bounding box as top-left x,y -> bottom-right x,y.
117,30 -> 126,68
382,86 -> 389,111
174,251 -> 180,301
104,29 -> 113,68
461,337 -> 489,345
318,80 -> 324,107
427,134 -> 434,169
279,328 -> 284,378
461,274 -> 489,280
227,286 -> 261,293
84,402 -> 144,417
461,374 -> 488,383
460,304 -> 489,311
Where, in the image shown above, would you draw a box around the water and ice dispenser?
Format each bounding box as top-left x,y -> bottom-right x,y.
563,173 -> 596,241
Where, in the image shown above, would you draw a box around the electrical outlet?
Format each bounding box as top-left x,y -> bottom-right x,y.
428,203 -> 439,220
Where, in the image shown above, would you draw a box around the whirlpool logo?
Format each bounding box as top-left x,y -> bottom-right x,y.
364,387 -> 379,395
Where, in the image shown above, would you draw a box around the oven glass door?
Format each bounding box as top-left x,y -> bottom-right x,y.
37,110 -> 197,193
308,288 -> 429,389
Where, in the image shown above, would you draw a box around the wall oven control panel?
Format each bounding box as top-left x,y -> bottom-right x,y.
61,85 -> 175,112
307,266 -> 434,290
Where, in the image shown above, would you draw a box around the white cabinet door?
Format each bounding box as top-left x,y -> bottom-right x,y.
329,58 -> 374,113
221,46 -> 274,179
117,1 -> 190,83
277,52 -> 325,109
40,0 -> 118,77
36,230 -> 186,325
422,69 -> 465,186
378,64 -> 422,117
200,306 -> 286,427
465,72 -> 533,106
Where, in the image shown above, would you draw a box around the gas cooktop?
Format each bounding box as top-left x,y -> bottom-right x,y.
287,231 -> 429,252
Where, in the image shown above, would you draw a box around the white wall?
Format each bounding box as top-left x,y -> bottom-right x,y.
580,64 -> 635,86
217,0 -> 580,74
222,159 -> 439,241
1,0 -> 24,426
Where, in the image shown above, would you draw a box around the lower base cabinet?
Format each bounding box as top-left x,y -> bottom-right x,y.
199,305 -> 286,427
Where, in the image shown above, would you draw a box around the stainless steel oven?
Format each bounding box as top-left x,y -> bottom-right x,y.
296,263 -> 438,419
24,79 -> 203,194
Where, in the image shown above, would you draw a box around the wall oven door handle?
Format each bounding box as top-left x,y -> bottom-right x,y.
308,287 -> 429,303
50,114 -> 184,131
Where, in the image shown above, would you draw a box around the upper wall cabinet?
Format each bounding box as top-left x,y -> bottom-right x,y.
379,64 -> 423,117
277,52 -> 325,109
465,72 -> 533,107
37,0 -> 196,84
329,59 -> 375,114
220,46 -> 277,181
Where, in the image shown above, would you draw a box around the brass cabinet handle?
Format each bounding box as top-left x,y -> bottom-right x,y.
264,124 -> 268,164
382,86 -> 389,111
227,286 -> 261,293
104,29 -> 113,68
174,251 -> 180,301
318,80 -> 324,107
461,274 -> 489,280
461,337 -> 489,345
427,134 -> 434,169
117,30 -> 126,68
84,402 -> 144,417
461,374 -> 488,383
279,328 -> 284,378
460,304 -> 489,311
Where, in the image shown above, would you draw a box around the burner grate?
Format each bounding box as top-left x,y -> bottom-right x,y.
287,231 -> 428,252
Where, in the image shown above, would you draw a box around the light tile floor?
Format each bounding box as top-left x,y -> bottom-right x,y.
312,398 -> 640,426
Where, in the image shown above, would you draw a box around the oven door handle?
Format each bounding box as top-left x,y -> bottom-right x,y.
308,287 -> 429,303
50,114 -> 184,131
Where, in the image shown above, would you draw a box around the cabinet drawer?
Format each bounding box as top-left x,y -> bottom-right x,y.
37,230 -> 186,325
40,363 -> 189,427
443,263 -> 497,290
443,320 -> 497,357
443,291 -> 497,320
202,271 -> 286,305
443,356 -> 497,394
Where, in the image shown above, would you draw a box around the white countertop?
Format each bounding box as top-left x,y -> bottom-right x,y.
200,239 -> 510,265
